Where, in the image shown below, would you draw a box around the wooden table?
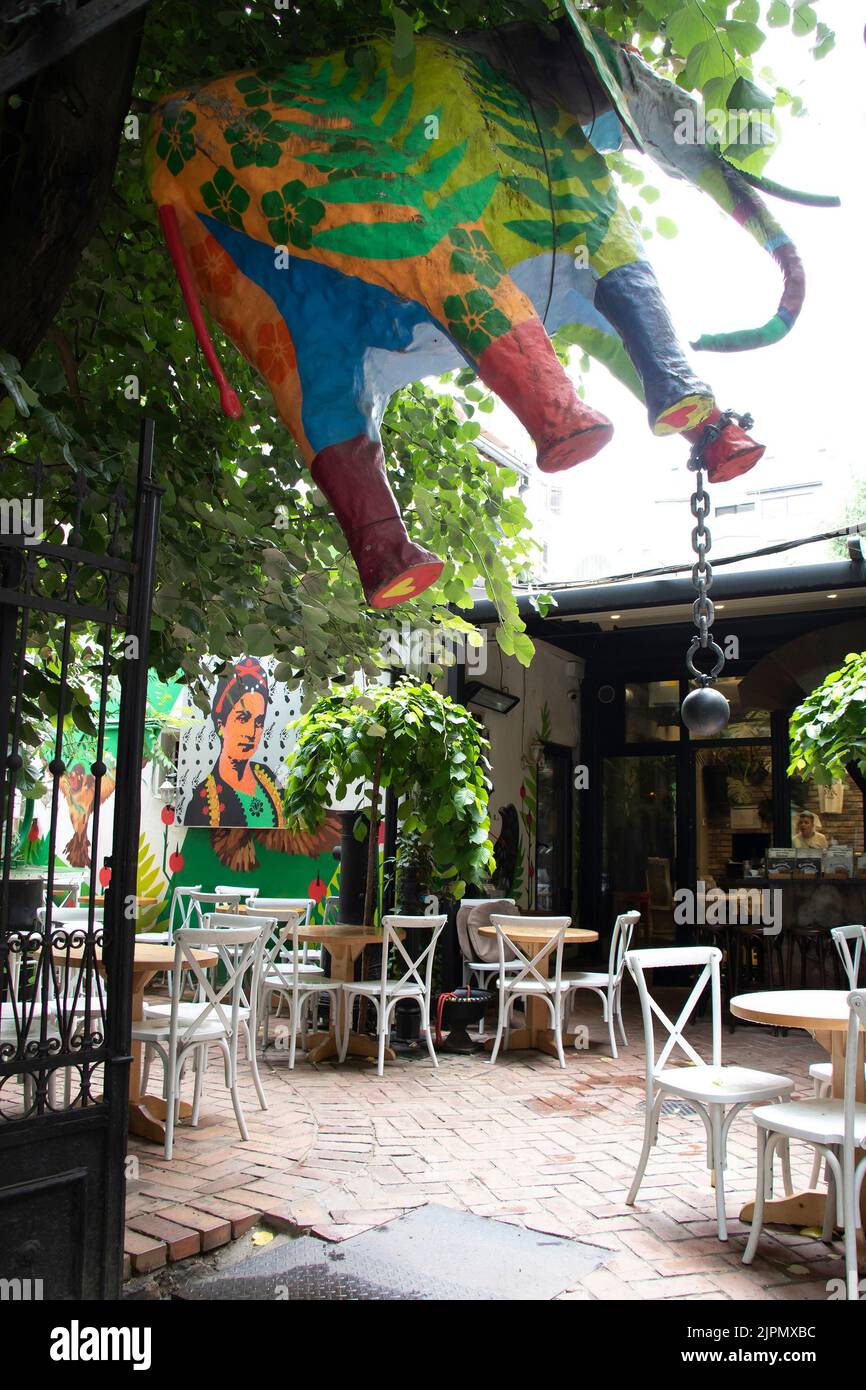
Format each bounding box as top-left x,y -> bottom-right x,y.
296,923 -> 402,1065
60,940 -> 217,1143
730,989 -> 866,1230
477,923 -> 598,1060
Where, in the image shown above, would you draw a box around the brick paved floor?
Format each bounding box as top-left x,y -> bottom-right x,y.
126,991 -> 857,1299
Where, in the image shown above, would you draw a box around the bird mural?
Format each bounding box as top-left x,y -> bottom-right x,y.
59,760 -> 117,868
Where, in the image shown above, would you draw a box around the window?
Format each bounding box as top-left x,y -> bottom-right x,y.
625,681 -> 681,742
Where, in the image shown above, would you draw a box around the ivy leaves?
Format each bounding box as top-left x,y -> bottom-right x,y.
789,654 -> 866,786
284,681 -> 494,899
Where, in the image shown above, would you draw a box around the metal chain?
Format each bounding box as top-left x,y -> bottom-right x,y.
683,410 -> 752,686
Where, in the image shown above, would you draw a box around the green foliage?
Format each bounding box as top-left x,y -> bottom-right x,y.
789,654 -> 866,786
284,681 -> 494,900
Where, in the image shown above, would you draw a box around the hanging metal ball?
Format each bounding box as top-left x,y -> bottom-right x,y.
681,685 -> 730,736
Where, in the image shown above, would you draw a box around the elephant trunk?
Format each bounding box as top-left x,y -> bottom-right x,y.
614,48 -> 807,353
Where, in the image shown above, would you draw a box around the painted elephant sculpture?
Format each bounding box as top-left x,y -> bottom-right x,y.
149,12 -> 836,608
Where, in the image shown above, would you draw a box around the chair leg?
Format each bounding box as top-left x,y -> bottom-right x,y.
191,1044 -> 206,1126
245,1020 -> 268,1109
289,997 -> 298,1071
615,986 -> 628,1047
377,1004 -> 387,1077
822,1153 -> 837,1242
780,1138 -> 793,1197
164,1053 -> 179,1162
743,1125 -> 769,1264
627,1091 -> 662,1205
843,1157 -> 860,1301
710,1104 -> 728,1241
488,992 -> 507,1066
422,1004 -> 438,1069
553,996 -> 566,1070
339,993 -> 352,1063
221,1038 -> 249,1142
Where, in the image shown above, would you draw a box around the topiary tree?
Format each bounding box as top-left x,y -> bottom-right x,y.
788,652 -> 866,797
284,681 -> 494,923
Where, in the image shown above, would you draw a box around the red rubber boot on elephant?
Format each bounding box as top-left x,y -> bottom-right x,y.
311,436 -> 444,609
476,318 -> 613,473
683,408 -> 765,483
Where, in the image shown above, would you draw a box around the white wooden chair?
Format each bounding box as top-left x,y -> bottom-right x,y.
807,926 -> 866,1187
132,920 -> 267,1159
137,882 -> 202,948
215,884 -> 259,903
563,910 -> 639,1058
744,989 -> 866,1299
254,896 -> 322,969
340,914 -> 447,1076
487,915 -> 571,1069
625,945 -> 795,1240
254,909 -> 342,1068
143,912 -> 274,1111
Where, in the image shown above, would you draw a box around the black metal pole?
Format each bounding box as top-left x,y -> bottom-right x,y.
102,418 -> 162,1298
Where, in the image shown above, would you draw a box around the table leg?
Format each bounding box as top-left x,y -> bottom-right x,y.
303,944 -> 398,1066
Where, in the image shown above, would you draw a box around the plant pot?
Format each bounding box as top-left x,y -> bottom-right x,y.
435,988 -> 491,1054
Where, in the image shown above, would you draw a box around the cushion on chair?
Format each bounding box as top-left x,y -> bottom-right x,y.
131,1016 -> 228,1043
655,1064 -> 794,1105
459,899 -> 519,965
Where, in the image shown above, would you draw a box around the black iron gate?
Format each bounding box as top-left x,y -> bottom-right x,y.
0,420 -> 161,1299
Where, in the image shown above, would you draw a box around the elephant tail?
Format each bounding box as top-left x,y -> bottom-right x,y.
688,158 -> 805,353
157,203 -> 243,419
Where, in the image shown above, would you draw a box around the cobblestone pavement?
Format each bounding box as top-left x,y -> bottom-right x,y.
125,992 -> 855,1299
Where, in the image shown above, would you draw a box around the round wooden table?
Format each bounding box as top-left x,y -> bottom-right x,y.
60,939 -> 217,1143
477,923 -> 598,1060
296,923 -> 403,1065
730,989 -> 866,1230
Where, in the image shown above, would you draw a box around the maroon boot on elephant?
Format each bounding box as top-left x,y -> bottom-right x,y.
311,436 -> 444,609
683,408 -> 765,483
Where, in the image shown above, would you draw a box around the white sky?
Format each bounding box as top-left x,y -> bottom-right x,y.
482,0 -> 866,579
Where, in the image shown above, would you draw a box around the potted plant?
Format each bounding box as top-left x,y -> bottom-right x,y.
284,680 -> 495,926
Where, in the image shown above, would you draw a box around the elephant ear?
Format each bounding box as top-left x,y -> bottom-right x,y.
562,2 -> 644,151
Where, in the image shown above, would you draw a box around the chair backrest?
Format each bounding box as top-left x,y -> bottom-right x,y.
186,889 -> 244,927
831,925 -> 866,988
844,989 -> 866,1156
646,858 -> 673,909
377,915 -> 447,1004
625,947 -> 722,1100
51,871 -> 85,908
241,907 -> 304,986
167,883 -> 203,938
215,884 -> 259,901
37,905 -> 104,928
490,914 -> 570,991
170,921 -> 267,1045
456,898 -> 516,964
254,897 -> 314,927
608,911 -> 640,982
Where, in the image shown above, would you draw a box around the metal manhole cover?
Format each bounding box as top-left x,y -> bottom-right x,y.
638,1097 -> 696,1117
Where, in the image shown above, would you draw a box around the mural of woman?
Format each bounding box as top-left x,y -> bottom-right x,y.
184,656 -> 286,828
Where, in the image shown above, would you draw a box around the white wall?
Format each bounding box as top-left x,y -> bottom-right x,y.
474,633 -> 583,909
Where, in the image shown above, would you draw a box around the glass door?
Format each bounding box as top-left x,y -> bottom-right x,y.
602,754 -> 677,942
